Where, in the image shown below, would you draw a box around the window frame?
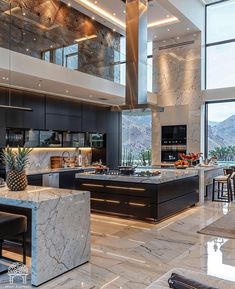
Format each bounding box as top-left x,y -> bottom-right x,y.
205,99 -> 235,158
205,0 -> 235,89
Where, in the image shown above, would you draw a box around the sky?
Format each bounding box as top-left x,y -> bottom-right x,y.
208,102 -> 235,122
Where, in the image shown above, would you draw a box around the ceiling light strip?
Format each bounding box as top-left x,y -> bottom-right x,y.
76,0 -> 179,29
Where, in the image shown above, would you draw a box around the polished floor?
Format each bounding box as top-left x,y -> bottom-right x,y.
1,201 -> 235,288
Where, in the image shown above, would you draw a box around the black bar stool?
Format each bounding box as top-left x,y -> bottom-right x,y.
0,211 -> 27,273
212,169 -> 233,202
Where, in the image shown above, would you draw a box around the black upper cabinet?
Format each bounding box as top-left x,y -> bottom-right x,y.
81,104 -> 97,132
6,91 -> 24,128
46,97 -> 81,117
0,88 -> 7,127
23,93 -> 45,130
96,109 -> 109,133
46,114 -> 82,131
45,96 -> 82,131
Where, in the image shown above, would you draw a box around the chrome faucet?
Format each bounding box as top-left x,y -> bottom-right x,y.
61,151 -> 71,168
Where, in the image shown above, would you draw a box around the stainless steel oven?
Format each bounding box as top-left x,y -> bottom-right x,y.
161,150 -> 186,162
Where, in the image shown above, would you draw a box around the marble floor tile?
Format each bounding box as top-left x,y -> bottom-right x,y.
1,201 -> 235,288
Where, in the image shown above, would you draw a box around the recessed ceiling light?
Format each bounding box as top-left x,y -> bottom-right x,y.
113,13 -> 116,16
66,90 -> 69,94
167,28 -> 170,32
22,12 -> 26,16
92,16 -> 95,20
176,36 -> 180,40
33,38 -> 36,41
113,28 -> 116,32
50,45 -> 53,48
26,48 -> 29,52
2,77 -> 5,80
123,10 -> 126,14
187,27 -> 190,30
68,2 -> 71,6
166,14 -> 170,18
94,0 -> 98,3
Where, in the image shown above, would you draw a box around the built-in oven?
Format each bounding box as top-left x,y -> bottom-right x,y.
161,149 -> 186,162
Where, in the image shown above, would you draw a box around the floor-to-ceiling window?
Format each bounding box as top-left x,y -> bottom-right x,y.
122,111 -> 152,166
206,101 -> 235,164
118,37 -> 153,92
206,0 -> 235,89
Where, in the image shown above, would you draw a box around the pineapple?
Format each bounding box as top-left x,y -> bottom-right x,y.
1,147 -> 32,191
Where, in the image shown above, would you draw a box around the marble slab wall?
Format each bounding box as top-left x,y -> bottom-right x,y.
152,33 -> 202,165
21,148 -> 92,173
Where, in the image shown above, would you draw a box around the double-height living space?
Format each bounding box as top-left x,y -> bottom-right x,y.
0,0 -> 235,288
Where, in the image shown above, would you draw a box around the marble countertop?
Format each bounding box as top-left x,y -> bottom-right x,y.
26,166 -> 96,176
0,185 -> 89,207
75,169 -> 198,184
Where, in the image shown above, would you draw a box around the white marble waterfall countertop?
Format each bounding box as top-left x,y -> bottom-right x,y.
0,185 -> 90,286
75,169 -> 198,184
0,185 -> 89,207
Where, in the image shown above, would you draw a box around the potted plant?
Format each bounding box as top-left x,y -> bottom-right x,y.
1,147 -> 32,191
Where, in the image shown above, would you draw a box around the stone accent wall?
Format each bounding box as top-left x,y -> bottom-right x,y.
152,33 -> 202,164
0,0 -> 120,81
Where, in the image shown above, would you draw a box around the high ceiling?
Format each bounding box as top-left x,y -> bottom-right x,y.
63,0 -> 201,40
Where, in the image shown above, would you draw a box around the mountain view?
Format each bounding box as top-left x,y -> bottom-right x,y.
208,114 -> 235,161
122,112 -> 152,164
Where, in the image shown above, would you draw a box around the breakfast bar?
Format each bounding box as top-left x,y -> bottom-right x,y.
0,186 -> 90,286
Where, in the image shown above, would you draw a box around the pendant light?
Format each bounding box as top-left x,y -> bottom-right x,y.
0,2 -> 33,112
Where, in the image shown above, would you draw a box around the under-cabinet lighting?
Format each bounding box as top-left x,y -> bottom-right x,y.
75,34 -> 97,43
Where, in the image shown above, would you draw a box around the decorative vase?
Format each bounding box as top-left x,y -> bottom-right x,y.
6,170 -> 28,191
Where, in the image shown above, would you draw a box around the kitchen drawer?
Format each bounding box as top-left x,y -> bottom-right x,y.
91,192 -> 153,219
27,174 -> 43,186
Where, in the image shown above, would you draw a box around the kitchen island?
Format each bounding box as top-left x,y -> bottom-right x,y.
75,169 -> 199,222
0,186 -> 90,286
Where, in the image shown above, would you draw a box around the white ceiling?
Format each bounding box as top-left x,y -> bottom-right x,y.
62,0 -> 200,41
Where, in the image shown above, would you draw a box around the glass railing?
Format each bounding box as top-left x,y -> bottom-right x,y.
0,0 -> 153,91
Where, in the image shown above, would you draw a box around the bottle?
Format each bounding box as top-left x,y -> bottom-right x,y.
78,150 -> 83,167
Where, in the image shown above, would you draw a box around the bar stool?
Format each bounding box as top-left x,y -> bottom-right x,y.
0,211 -> 27,273
212,169 -> 233,203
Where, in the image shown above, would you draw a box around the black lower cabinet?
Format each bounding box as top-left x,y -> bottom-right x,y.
59,171 -> 75,189
27,174 -> 43,186
75,176 -> 199,222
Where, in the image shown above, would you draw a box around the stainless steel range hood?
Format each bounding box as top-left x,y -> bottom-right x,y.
112,0 -> 163,112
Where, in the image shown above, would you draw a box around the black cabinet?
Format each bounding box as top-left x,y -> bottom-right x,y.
59,171 -> 75,189
46,114 -> 82,132
46,97 -> 81,117
6,91 -> 24,128
96,109 -> 108,133
81,104 -> 97,132
27,174 -> 43,186
23,94 -> 45,130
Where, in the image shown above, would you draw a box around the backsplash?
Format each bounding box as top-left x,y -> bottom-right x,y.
15,148 -> 92,173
